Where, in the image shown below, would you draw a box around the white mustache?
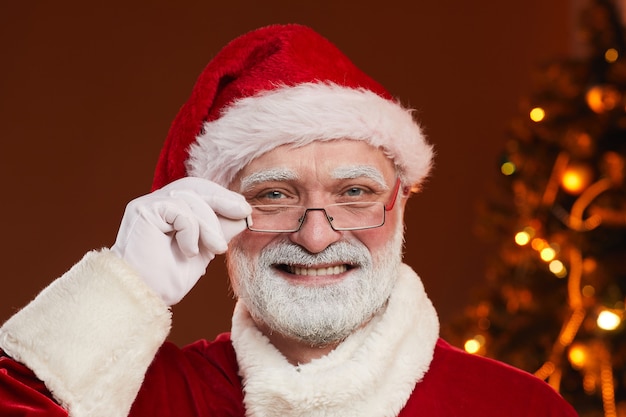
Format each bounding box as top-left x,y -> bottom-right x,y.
259,241 -> 372,269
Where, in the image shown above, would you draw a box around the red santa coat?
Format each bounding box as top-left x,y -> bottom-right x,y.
0,250 -> 577,416
1,337 -> 576,416
134,336 -> 578,416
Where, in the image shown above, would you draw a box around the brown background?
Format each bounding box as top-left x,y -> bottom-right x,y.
0,1 -> 573,346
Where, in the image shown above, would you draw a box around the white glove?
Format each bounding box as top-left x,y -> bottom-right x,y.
111,177 -> 252,305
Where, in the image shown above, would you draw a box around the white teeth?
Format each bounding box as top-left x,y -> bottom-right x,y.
289,265 -> 348,276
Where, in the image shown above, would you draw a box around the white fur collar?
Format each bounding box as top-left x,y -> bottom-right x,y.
230,263 -> 439,417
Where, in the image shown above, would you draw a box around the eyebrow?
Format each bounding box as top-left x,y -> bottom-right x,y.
331,165 -> 389,190
239,168 -> 299,192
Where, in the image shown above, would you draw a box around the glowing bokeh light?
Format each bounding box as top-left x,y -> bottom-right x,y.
464,339 -> 481,354
464,335 -> 485,354
583,258 -> 598,273
540,247 -> 556,262
561,164 -> 593,194
605,48 -> 619,63
586,85 -> 620,113
529,107 -> 546,122
568,344 -> 587,369
597,310 -> 621,331
531,238 -> 548,251
582,285 -> 595,297
549,260 -> 567,278
515,231 -> 531,246
501,161 -> 516,176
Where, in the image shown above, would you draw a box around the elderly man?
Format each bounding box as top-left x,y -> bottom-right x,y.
0,24 -> 576,416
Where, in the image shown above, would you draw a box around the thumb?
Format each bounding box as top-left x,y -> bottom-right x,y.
218,215 -> 250,243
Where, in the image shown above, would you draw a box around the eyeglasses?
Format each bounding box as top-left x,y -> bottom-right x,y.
246,178 -> 401,233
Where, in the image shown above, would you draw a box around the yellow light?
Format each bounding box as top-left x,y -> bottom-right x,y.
515,231 -> 530,246
597,310 -> 621,331
605,48 -> 619,63
561,164 -> 593,194
501,161 -> 516,176
568,344 -> 587,369
540,247 -> 556,262
464,335 -> 485,354
529,107 -> 545,122
549,260 -> 567,278
464,339 -> 480,354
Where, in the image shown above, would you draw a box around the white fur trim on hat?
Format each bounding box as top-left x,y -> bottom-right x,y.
186,82 -> 433,188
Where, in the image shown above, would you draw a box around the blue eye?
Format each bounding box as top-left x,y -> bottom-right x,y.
345,187 -> 364,197
264,190 -> 285,200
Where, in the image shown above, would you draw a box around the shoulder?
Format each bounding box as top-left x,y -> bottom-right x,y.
131,333 -> 245,416
430,338 -> 540,383
400,339 -> 578,416
153,333 -> 239,380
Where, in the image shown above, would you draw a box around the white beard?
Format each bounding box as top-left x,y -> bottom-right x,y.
227,224 -> 404,346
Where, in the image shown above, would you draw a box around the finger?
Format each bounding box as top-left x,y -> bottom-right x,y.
165,191 -> 229,251
218,216 -> 249,242
203,194 -> 251,220
160,204 -> 201,257
197,218 -> 229,255
163,177 -> 251,220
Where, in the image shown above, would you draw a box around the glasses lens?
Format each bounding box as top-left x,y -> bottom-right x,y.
248,205 -> 305,232
248,202 -> 385,232
325,202 -> 384,230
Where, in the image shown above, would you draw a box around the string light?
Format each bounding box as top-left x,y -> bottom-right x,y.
540,247 -> 556,262
599,344 -> 618,417
514,226 -> 536,246
582,285 -> 595,297
464,335 -> 485,354
515,230 -> 531,246
605,48 -> 619,63
501,161 -> 516,176
568,343 -> 587,369
549,260 -> 567,278
561,163 -> 594,194
464,339 -> 481,354
586,85 -> 621,113
597,310 -> 621,331
529,107 -> 546,122
531,237 -> 548,251
450,3 -> 626,412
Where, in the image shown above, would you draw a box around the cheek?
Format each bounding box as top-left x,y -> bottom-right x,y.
352,212 -> 403,254
229,230 -> 278,258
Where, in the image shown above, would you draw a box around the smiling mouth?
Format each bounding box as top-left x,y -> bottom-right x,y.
277,264 -> 351,276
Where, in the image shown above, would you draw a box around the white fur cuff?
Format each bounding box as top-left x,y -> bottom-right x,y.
0,249 -> 172,417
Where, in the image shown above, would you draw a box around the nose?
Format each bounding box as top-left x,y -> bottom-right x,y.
289,208 -> 342,253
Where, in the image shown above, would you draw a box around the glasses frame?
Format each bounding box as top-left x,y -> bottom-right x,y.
245,178 -> 402,233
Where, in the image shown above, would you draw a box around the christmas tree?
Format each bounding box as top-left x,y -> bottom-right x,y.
443,0 -> 626,415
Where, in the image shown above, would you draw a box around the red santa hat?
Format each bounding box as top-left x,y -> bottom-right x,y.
152,24 -> 433,191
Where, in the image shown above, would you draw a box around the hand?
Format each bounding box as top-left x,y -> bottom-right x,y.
111,177 -> 251,305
